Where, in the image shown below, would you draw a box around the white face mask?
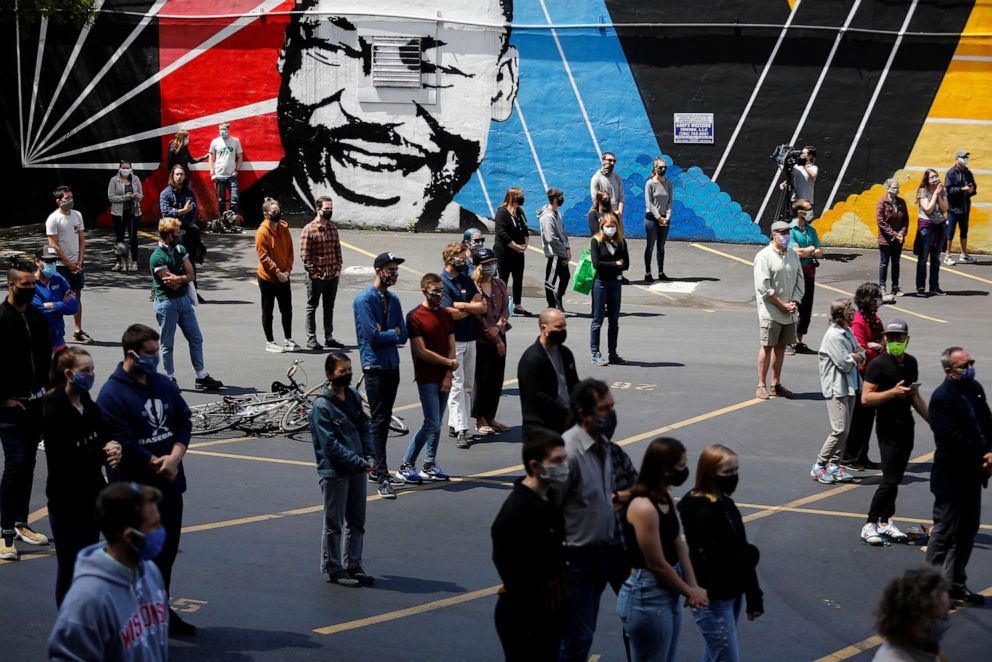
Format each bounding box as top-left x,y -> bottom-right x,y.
603,226 -> 617,238
960,157 -> 969,167
888,187 -> 899,196
119,168 -> 131,177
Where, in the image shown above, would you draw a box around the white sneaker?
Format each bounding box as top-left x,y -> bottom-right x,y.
828,464 -> 854,482
265,341 -> 285,353
861,522 -> 884,546
959,253 -> 976,264
284,339 -> 301,352
876,521 -> 908,541
943,255 -> 956,266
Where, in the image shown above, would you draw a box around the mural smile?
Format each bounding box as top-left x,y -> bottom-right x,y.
332,138 -> 429,173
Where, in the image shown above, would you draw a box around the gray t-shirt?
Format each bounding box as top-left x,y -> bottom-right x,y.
917,188 -> 947,223
645,177 -> 673,220
792,163 -> 818,204
209,136 -> 243,178
590,170 -> 625,208
45,209 -> 84,263
545,346 -> 570,406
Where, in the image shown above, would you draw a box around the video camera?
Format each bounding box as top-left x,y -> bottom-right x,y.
771,144 -> 804,170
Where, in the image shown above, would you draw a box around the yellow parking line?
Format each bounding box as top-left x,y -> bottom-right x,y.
184,449 -> 313,467
27,506 -> 48,525
340,240 -> 423,277
188,436 -> 256,449
900,253 -> 992,286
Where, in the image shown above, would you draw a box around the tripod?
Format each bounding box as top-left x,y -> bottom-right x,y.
773,164 -> 796,223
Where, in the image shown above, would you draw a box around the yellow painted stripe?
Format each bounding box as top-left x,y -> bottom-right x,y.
899,253 -> 992,286
28,506 -> 48,524
689,242 -> 756,266
339,240 -> 423,277
188,436 -> 256,449
184,449 -> 313,467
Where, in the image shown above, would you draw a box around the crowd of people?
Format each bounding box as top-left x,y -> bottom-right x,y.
0,139 -> 989,661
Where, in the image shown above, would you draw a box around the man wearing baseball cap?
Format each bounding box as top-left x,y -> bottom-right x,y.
943,149 -> 977,265
32,245 -> 79,352
352,253 -> 409,499
859,319 -> 928,545
752,220 -> 805,400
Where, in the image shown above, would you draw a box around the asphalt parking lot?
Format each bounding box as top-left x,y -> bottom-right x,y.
1,225 -> 990,661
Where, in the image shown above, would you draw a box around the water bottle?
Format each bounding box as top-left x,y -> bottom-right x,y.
508,299 -> 515,317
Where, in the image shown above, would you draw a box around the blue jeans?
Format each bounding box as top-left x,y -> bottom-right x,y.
153,295 -> 204,376
617,568 -> 682,662
878,243 -> 902,289
214,176 -> 240,213
915,224 -> 944,292
404,382 -> 448,466
560,546 -> 610,662
590,277 -> 621,356
693,597 -> 743,662
644,221 -> 669,274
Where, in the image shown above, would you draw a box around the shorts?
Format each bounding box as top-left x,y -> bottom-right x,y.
946,211 -> 969,241
56,266 -> 84,292
759,319 -> 796,346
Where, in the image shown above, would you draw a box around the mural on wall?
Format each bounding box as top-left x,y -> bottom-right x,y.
2,0 -> 989,252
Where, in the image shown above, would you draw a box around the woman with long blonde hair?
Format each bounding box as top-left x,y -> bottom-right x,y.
469,247 -> 511,434
589,212 -> 629,366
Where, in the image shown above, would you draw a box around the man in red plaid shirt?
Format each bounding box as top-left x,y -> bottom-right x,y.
300,196 -> 344,350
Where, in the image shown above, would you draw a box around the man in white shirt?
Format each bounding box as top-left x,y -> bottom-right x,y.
45,185 -> 92,344
781,145 -> 818,208
590,152 -> 629,283
208,122 -> 244,220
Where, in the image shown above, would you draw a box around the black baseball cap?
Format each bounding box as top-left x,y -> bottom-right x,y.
883,319 -> 909,335
373,252 -> 405,270
473,247 -> 497,263
36,245 -> 59,260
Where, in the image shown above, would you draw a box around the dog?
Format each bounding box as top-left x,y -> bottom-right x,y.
112,241 -> 131,272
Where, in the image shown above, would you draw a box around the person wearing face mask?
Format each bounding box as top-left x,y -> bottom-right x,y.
48,482 -> 170,661
539,188 -> 572,311
396,274 -> 457,484
462,228 -> 485,272
107,160 -> 144,272
46,185 -> 91,344
166,129 -> 208,181
42,347 -> 121,606
353,253 -> 409,500
517,308 -> 579,435
256,198 -> 299,354
871,566 -> 950,662
859,319 -> 928,547
491,428 -> 569,661
644,157 -> 674,282
844,283 -> 886,471
148,218 -> 223,391
301,195 -> 344,351
32,245 -> 79,352
618,437 -> 707,662
753,220 -> 804,400
441,244 -> 484,449
913,168 -> 948,295
678,444 -> 763,662
943,149 -> 978,265
589,213 -> 630,367
310,352 -> 375,588
787,199 -> 823,355
586,191 -> 613,237
470,247 -> 512,435
207,121 -> 244,219
925,346 -> 992,606
876,178 -> 909,296
159,165 -> 205,302
591,151 -> 626,223
0,260 -> 52,561
96,324 -> 196,635
494,186 -> 531,316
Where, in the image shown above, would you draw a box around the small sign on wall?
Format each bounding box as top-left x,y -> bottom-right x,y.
673,113 -> 714,144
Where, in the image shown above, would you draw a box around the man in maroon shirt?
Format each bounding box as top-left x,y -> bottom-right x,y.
395,274 -> 457,484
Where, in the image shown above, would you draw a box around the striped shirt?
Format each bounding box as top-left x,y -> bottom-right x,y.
300,219 -> 342,280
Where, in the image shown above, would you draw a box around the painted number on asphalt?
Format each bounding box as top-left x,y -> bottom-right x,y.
171,598 -> 208,614
611,382 -> 656,391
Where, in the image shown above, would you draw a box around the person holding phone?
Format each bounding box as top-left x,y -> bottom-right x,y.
914,169 -> 948,296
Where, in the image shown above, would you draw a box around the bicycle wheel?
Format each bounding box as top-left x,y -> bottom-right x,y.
240,399 -> 290,433
280,397 -> 312,433
190,401 -> 239,435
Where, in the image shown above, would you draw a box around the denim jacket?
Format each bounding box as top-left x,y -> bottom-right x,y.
310,386 -> 374,478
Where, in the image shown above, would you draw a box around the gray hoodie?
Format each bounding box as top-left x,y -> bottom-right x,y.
48,543 -> 169,662
538,204 -> 570,258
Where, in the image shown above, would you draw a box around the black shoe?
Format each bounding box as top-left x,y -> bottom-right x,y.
324,339 -> 345,349
169,609 -> 197,637
644,274 -> 654,283
347,567 -> 375,585
930,288 -> 946,296
917,288 -> 926,297
194,374 -> 224,390
376,480 -> 397,500
620,276 -> 631,285
448,426 -> 457,438
949,584 -> 986,606
307,339 -> 323,351
609,355 -> 627,365
658,273 -> 671,282
858,459 -> 881,470
794,342 -> 814,355
328,571 -> 362,588
196,292 -> 207,304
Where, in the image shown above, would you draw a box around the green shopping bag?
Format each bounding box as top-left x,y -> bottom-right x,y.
572,249 -> 594,295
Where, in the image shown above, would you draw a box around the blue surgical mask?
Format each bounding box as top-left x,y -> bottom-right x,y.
129,527 -> 167,561
777,234 -> 791,249
71,372 -> 95,392
960,366 -> 976,382
130,351 -> 159,375
41,262 -> 57,278
220,129 -> 230,139
482,263 -> 498,277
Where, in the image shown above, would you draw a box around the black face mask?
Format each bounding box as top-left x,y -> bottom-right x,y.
714,473 -> 739,496
268,212 -> 282,223
556,196 -> 564,206
320,209 -> 333,221
595,410 -> 617,440
656,166 -> 667,176
668,467 -> 689,487
12,285 -> 36,306
330,373 -> 353,388
516,196 -> 525,206
545,329 -> 567,346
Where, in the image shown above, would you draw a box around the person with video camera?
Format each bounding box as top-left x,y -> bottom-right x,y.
779,146 -> 818,208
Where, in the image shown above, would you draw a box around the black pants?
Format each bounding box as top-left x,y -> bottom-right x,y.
926,488 -> 982,586
364,368 -> 400,477
49,505 -> 100,607
472,340 -> 506,421
498,252 -> 525,306
867,432 -> 912,523
179,224 -> 204,280
797,271 -> 815,337
0,400 -> 43,531
155,496 -> 184,594
305,276 -> 339,343
258,276 -> 292,342
112,210 -> 139,261
544,256 -> 570,309
495,596 -> 563,662
845,391 -> 876,463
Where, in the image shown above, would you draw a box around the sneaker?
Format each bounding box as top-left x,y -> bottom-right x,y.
377,480 -> 397,499
839,458 -> 864,472
644,274 -> 654,283
0,535 -> 17,561
111,262 -> 123,272
861,522 -> 884,546
917,288 -> 926,297
930,288 -> 946,296
876,521 -> 908,541
756,386 -> 770,400
168,609 -> 197,636
265,341 -> 285,353
794,342 -> 813,355
591,353 -> 609,367
810,463 -> 825,480
327,571 -> 362,588
827,464 -> 854,482
13,524 -> 48,546
959,253 -> 976,264
609,355 -> 627,365
949,584 -> 986,605
420,462 -> 450,481
814,466 -> 835,484
324,339 -> 345,349
784,344 -> 796,355
770,383 -> 794,399
307,339 -> 323,351
394,464 -> 424,485
943,255 -> 956,266
658,273 -> 671,282
347,567 -> 375,585
72,331 -> 94,344
284,339 -> 301,352
620,276 -> 631,285
892,286 -> 903,297
194,374 -> 224,391
455,431 -> 469,449
879,285 -> 887,296
448,426 -> 457,438
514,306 -> 532,317
128,263 -> 139,273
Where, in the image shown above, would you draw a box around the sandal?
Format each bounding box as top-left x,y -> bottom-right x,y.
490,421 -> 511,432
476,425 -> 495,435
111,263 -> 123,272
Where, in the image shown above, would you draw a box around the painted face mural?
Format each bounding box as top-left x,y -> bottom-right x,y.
275,0 -> 518,230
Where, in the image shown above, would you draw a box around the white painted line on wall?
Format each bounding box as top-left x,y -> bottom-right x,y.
971,202 -> 992,208
538,0 -> 602,159
952,54 -> 992,62
514,99 -> 549,192
904,166 -> 992,174
822,0 -> 919,214
924,117 -> 992,125
22,161 -> 281,171
16,14 -> 24,164
754,0 -> 863,225
712,0 -> 803,182
476,171 -> 496,218
25,17 -> 49,160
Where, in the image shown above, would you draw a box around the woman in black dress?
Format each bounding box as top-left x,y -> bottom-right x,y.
493,187 -> 530,316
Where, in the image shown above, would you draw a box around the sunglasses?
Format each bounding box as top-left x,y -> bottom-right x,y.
953,359 -> 976,369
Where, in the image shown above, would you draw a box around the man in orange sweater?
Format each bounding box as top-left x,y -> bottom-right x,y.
256,197 -> 298,353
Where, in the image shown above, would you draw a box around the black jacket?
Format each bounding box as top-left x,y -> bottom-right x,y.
517,339 -> 579,433
677,493 -> 764,613
494,207 -> 529,258
0,299 -> 51,402
929,378 -> 992,498
43,389 -> 110,511
944,165 -> 977,214
589,237 -> 629,281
